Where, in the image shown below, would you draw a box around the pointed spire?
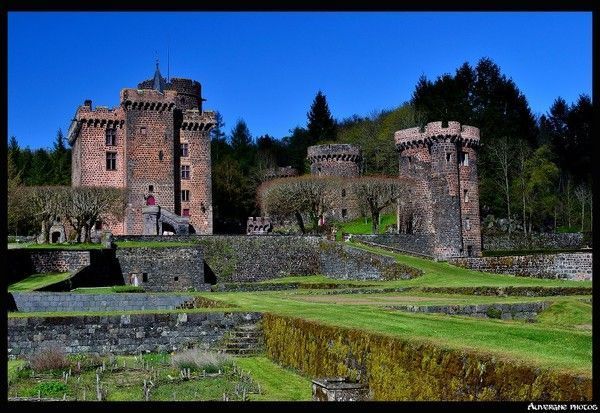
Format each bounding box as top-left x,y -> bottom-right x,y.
152,59 -> 166,93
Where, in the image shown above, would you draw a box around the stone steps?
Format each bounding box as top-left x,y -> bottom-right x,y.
219,323 -> 264,356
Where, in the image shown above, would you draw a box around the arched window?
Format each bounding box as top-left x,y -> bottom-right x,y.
146,195 -> 156,206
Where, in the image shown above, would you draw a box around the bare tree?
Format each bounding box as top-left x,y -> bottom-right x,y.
62,187 -> 126,243
257,176 -> 337,233
487,136 -> 515,236
27,186 -> 70,243
514,143 -> 531,235
350,176 -> 411,234
574,184 -> 591,232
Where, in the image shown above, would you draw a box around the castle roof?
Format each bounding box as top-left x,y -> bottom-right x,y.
152,61 -> 166,93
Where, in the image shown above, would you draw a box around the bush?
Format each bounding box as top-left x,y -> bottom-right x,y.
171,349 -> 232,373
27,381 -> 68,398
28,348 -> 70,372
485,307 -> 503,319
67,353 -> 103,371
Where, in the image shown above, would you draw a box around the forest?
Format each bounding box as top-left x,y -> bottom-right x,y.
8,57 -> 592,236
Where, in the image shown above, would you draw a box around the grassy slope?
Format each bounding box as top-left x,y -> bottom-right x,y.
348,242 -> 593,288
234,356 -> 312,401
198,292 -> 591,375
8,272 -> 71,292
335,213 -> 396,237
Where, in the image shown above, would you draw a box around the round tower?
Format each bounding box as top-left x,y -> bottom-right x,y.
307,144 -> 362,177
394,121 -> 481,259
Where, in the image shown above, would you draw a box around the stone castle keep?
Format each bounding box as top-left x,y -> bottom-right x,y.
68,64 -> 215,235
395,121 -> 482,258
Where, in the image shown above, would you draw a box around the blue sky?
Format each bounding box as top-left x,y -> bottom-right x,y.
8,12 -> 592,149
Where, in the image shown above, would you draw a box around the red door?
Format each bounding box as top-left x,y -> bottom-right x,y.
146,195 -> 156,206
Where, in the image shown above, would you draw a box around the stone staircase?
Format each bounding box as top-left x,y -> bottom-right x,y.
219,323 -> 264,356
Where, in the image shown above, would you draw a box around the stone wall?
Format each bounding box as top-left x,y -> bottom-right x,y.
8,312 -> 262,357
115,246 -> 207,291
352,234 -> 434,258
449,252 -> 592,281
319,243 -> 422,280
7,250 -> 92,284
482,232 -> 589,251
388,302 -> 550,320
10,292 -> 194,313
113,235 -> 420,282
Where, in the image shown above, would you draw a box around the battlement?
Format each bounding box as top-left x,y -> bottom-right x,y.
264,166 -> 299,180
246,217 -> 273,235
139,77 -> 201,97
395,121 -> 480,150
181,109 -> 215,131
307,144 -> 362,163
120,88 -> 178,111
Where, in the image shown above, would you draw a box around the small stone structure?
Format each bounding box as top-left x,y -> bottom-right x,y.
246,217 -> 273,235
312,377 -> 370,401
449,252 -> 592,281
143,206 -> 190,235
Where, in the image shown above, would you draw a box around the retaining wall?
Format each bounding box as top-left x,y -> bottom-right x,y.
352,234 -> 434,258
449,252 -> 592,281
482,232 -> 590,251
262,314 -> 591,401
388,302 -> 550,320
8,312 -> 262,357
10,292 -> 195,313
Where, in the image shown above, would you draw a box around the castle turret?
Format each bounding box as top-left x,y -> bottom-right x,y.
395,121 -> 481,259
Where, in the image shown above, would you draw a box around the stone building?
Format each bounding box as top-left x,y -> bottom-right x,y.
395,121 -> 482,258
307,144 -> 363,222
67,64 -> 215,235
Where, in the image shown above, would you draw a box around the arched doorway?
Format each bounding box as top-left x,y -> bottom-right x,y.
51,231 -> 61,243
146,195 -> 156,206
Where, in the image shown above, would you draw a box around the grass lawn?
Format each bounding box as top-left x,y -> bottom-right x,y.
335,213 -> 396,239
195,291 -> 591,375
234,356 -> 312,401
8,272 -> 71,292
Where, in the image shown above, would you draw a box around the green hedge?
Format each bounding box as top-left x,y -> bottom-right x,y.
262,313 -> 591,401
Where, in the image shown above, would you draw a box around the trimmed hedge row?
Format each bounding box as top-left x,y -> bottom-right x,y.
262,314 -> 591,401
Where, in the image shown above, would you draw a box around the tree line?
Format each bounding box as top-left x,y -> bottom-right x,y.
7,57 -> 592,237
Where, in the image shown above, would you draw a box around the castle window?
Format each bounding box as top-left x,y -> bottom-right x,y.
181,190 -> 190,202
159,150 -> 164,161
149,185 -> 154,193
106,152 -> 117,170
182,209 -> 190,217
408,156 -> 412,169
446,153 -> 451,163
464,189 -> 469,203
181,165 -> 190,180
465,218 -> 471,230
105,128 -> 116,146
181,143 -> 189,157
467,245 -> 473,257
342,209 -> 348,218
142,273 -> 148,283
459,152 -> 469,166
95,220 -> 102,230
341,189 -> 346,197
140,127 -> 147,136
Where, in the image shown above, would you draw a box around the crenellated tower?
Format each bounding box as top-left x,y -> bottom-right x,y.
68,63 -> 215,235
394,121 -> 481,258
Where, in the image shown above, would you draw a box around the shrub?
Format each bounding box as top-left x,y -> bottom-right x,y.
67,353 -> 103,371
171,349 -> 232,373
28,348 -> 70,372
27,381 -> 68,398
485,307 -> 503,319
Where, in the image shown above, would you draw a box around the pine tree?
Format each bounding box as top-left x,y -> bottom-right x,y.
307,90 -> 337,145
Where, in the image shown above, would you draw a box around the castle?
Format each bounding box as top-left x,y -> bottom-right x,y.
395,121 -> 482,258
67,64 -> 215,235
